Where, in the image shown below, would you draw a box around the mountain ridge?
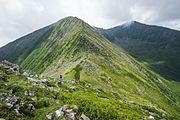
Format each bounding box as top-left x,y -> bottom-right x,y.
106,20 -> 180,32
99,20 -> 180,82
0,16 -> 180,119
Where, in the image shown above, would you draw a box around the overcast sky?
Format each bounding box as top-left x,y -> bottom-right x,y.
0,0 -> 180,47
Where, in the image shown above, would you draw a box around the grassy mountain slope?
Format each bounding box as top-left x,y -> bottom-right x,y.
1,66 -> 179,120
0,17 -> 180,119
100,21 -> 180,82
0,25 -> 54,65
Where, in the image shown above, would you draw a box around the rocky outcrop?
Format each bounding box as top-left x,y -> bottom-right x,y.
4,94 -> 19,109
46,105 -> 78,120
0,60 -> 20,74
0,92 -> 37,115
0,93 -> 20,113
46,105 -> 90,120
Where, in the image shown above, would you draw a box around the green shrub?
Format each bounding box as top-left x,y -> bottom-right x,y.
35,99 -> 50,109
6,85 -> 24,93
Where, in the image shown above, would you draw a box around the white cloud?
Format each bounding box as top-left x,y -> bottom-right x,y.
0,0 -> 180,47
130,4 -> 155,23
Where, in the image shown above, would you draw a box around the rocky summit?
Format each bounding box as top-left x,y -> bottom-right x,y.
0,17 -> 180,120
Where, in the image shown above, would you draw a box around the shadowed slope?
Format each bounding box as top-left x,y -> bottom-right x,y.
100,21 -> 180,82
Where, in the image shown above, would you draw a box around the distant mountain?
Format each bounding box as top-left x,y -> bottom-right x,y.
100,21 -> 180,82
0,17 -> 180,119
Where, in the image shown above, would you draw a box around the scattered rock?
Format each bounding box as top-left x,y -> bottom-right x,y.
27,77 -> 33,81
23,72 -> 29,77
0,93 -> 22,113
0,74 -> 6,81
68,79 -> 80,84
47,87 -> 54,92
42,80 -> 51,86
5,94 -> 19,109
57,80 -> 63,85
29,74 -> 34,78
24,90 -> 36,97
46,105 -> 78,120
14,104 -> 20,113
31,80 -> 39,85
34,74 -> 39,78
80,113 -> 90,120
0,93 -> 8,100
0,60 -> 20,74
69,86 -> 76,92
148,115 -> 155,120
27,103 -> 36,112
85,83 -> 91,88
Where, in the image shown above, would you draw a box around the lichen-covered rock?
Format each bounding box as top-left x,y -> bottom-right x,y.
46,105 -> 78,120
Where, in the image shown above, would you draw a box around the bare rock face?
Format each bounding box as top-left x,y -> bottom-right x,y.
46,105 -> 78,120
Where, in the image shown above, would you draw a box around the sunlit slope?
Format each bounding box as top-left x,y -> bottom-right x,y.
0,17 -> 180,119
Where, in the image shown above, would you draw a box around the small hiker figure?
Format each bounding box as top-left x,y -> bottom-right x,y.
60,75 -> 63,79
57,75 -> 64,85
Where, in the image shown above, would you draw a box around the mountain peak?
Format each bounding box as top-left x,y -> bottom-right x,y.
59,16 -> 78,20
53,16 -> 89,32
121,21 -> 143,28
56,16 -> 83,24
0,16 -> 180,119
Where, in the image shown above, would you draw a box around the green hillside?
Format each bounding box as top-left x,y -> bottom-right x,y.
100,21 -> 180,82
0,17 -> 180,120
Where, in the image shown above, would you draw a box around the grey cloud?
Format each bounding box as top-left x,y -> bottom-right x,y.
0,0 -> 180,47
